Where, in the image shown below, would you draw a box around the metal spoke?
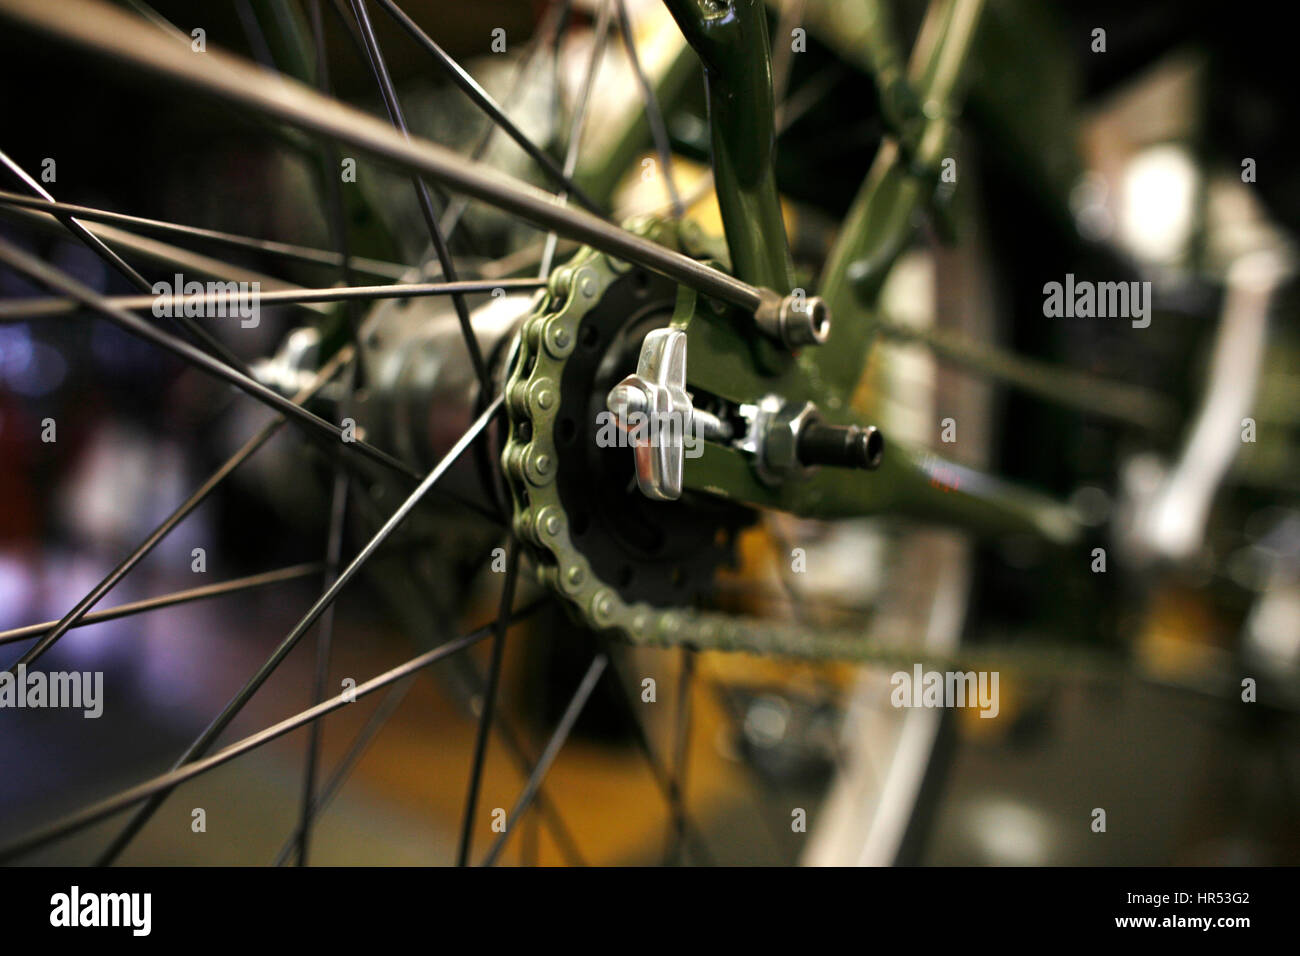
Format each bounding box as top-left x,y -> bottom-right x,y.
370,0 -> 601,214
1,346 -> 353,673
121,0 -> 187,42
479,653 -> 608,866
614,0 -> 683,218
455,537 -> 520,866
0,150 -> 258,376
0,277 -> 546,321
92,394 -> 504,866
0,608 -> 543,863
539,0 -> 613,279
319,0 -> 446,243
777,60 -> 847,134
2,150 -> 249,371
306,0 -> 367,354
439,0 -> 573,245
547,3 -> 575,161
295,393 -> 353,866
0,564 -> 324,647
233,0 -> 279,73
0,191 -> 409,280
345,493 -> 589,866
0,202 -> 332,314
0,149 -> 151,293
319,0 -> 461,257
347,0 -> 492,397
448,653 -> 588,867
274,646 -> 588,867
0,237 -> 424,483
662,648 -> 696,865
605,652 -> 715,865
268,585 -> 582,867
296,5 -> 356,865
0,0 -> 767,311
273,676 -> 415,865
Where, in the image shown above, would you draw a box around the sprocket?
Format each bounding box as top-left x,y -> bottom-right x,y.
501,220 -> 750,628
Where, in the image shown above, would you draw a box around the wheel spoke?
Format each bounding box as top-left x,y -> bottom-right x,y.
455,537 -> 520,866
1,148 -> 255,373
479,653 -> 608,867
345,489 -> 590,866
269,585 -> 578,867
121,0 -> 186,42
614,0 -> 683,218
0,191 -> 409,280
370,0 -> 601,215
605,652 -> 715,865
0,277 -> 546,321
1,345 -> 353,672
92,394 -> 504,866
295,5 -> 357,864
0,608 -> 543,863
0,201 -> 334,316
273,676 -> 415,865
347,0 -> 493,398
439,0 -> 573,245
307,0 -> 370,353
539,0 -> 613,279
0,149 -> 262,375
448,653 -> 588,867
0,237 -> 424,483
0,564 -> 324,647
0,149 -> 151,293
662,648 -> 696,865
295,391 -> 353,866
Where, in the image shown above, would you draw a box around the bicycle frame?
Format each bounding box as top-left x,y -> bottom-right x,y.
659,0 -> 1077,542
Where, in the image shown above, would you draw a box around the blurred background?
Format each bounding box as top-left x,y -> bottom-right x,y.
0,0 -> 1297,865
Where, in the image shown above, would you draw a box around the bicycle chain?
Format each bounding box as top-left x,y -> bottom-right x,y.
500,220 -> 897,662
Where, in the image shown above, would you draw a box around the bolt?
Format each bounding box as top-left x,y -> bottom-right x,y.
693,408 -> 733,443
607,381 -> 649,424
796,422 -> 883,470
754,290 -> 832,350
779,294 -> 831,348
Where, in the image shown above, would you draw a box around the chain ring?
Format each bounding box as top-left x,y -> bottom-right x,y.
551,260 -> 751,607
504,220 -> 742,601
